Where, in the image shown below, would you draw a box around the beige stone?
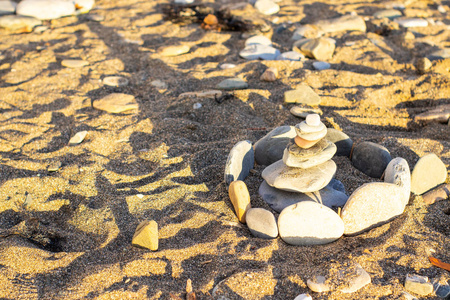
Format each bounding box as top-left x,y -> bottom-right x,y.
260,67 -> 278,82
228,180 -> 251,223
294,136 -> 321,149
69,131 -> 87,145
294,37 -> 335,60
159,45 -> 190,57
61,59 -> 89,68
93,93 -> 138,114
132,220 -> 158,251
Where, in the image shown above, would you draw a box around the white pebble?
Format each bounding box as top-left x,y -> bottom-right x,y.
306,114 -> 321,127
294,294 -> 312,300
193,103 -> 202,109
313,61 -> 331,70
220,63 -> 237,69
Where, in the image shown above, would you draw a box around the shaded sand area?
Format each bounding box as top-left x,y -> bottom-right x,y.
0,0 -> 449,299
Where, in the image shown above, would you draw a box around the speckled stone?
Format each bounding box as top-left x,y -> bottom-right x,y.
325,128 -> 353,157
259,179 -> 348,213
341,182 -> 406,235
132,220 -> 158,251
254,126 -> 296,166
224,140 -> 254,185
278,201 -> 344,245
411,153 -> 447,195
228,180 -> 252,223
262,159 -> 337,193
284,85 -> 321,105
283,140 -> 336,168
384,157 -> 411,206
351,141 -> 392,178
246,208 -> 278,239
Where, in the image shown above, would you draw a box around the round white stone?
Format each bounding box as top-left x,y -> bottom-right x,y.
299,120 -> 325,133
245,35 -> 272,46
306,113 -> 321,126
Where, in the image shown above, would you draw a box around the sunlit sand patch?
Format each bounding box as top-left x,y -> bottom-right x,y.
78,265 -> 123,298
232,89 -> 272,103
122,258 -> 167,276
69,204 -> 118,236
397,138 -> 448,160
159,211 -> 214,239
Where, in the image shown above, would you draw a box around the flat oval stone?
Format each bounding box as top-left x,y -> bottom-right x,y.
246,208 -> 278,239
325,128 -> 353,157
220,63 -> 236,69
278,201 -> 344,245
284,138 -> 328,159
159,45 -> 190,57
307,276 -> 330,292
384,157 -> 411,206
313,15 -> 367,34
93,93 -> 138,113
313,61 -> 331,70
262,159 -> 337,193
294,136 -> 322,149
351,141 -> 391,178
216,77 -> 248,90
0,15 -> 41,30
254,126 -> 296,166
283,140 -> 336,168
296,126 -> 327,141
240,44 -> 280,60
297,120 -> 326,134
394,17 -> 428,27
341,182 -> 406,235
228,180 -> 251,223
290,106 -> 323,118
0,1 -> 16,15
277,51 -> 304,61
224,140 -> 254,185
69,131 -> 87,145
103,76 -> 129,87
255,0 -> 280,15
306,114 -> 321,126
259,179 -> 348,213
245,35 -> 272,46
16,0 -> 75,20
374,9 -> 402,19
284,85 -> 321,106
411,153 -> 447,195
61,59 -> 89,68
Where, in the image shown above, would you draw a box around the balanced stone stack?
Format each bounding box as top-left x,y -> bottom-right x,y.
261,114 -> 345,246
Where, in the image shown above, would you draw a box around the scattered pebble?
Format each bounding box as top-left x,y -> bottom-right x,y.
294,294 -> 312,300
290,106 -> 322,118
254,126 -> 296,166
307,275 -> 330,292
254,0 -> 280,15
33,25 -> 48,33
245,208 -> 278,239
402,31 -> 415,40
159,45 -> 190,57
93,93 -> 138,113
427,48 -> 450,61
411,153 -> 447,195
293,37 -> 335,60
224,140 -> 254,185
47,161 -> 62,172
339,264 -> 371,293
0,0 -> 16,15
278,201 -> 344,245
16,0 -> 76,20
132,220 -> 158,251
69,131 -> 88,145
384,157 -> 411,206
103,76 -> 129,87
228,180 -> 252,223
313,15 -> 367,35
284,84 -> 321,105
394,18 -> 428,28
260,67 -> 278,81
341,182 -> 406,235
277,51 -> 304,61
217,77 -> 248,90
351,141 -> 392,178
192,102 -> 202,109
404,274 -> 433,296
174,0 -> 194,4
61,59 -> 89,68
220,63 -> 236,69
415,57 -> 432,74
150,79 -> 167,89
0,15 -> 41,31
313,61 -> 331,70
437,5 -> 447,14
421,183 -> 450,205
179,90 -> 222,99
87,13 -> 104,22
245,35 -> 272,46
240,44 -> 280,60
436,284 -> 450,298
414,104 -> 450,123
373,9 -> 402,19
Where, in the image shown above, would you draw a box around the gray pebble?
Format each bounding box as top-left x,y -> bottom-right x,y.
246,208 -> 278,239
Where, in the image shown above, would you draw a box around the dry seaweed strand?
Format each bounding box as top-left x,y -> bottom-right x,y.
429,257 -> 450,272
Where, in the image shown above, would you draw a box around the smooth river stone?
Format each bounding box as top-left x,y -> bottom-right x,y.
254,0 -> 279,15
341,182 -> 406,235
240,44 -> 280,60
245,208 -> 278,239
103,76 -> 129,87
0,1 -> 16,15
394,18 -> 428,27
159,45 -> 190,57
284,138 -> 329,159
283,140 -> 336,169
411,153 -> 447,195
313,15 -> 367,34
384,157 -> 411,206
373,9 -> 402,19
245,35 -> 272,46
228,180 -> 251,223
306,114 -> 321,126
224,140 -> 254,185
294,37 -> 335,61
284,85 -> 321,105
93,93 -> 138,113
297,126 -> 327,141
297,120 -> 326,133
290,106 -> 323,118
61,59 -> 89,68
278,201 -> 344,246
0,15 -> 41,30
325,128 -> 353,157
294,136 -> 322,149
216,77 -> 248,90
351,141 -> 392,178
277,51 -> 304,61
259,179 -> 348,213
16,0 -> 75,20
262,159 -> 337,193
254,126 -> 296,166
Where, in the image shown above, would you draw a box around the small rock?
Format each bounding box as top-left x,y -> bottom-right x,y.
384,157 -> 411,206
260,67 -> 278,81
373,9 -> 402,19
69,131 -> 88,145
278,201 -> 344,245
150,79 -> 167,89
33,25 -> 47,33
103,76 -> 129,87
16,0 -> 75,20
394,18 -> 428,27
436,284 -> 450,298
339,264 -> 371,293
325,128 -> 353,157
159,45 -> 190,57
306,113 -> 321,126
415,57 -> 432,74
294,135 -> 322,149
179,90 -> 222,99
294,37 -> 335,60
313,61 -> 331,70
411,153 -> 448,195
203,13 -> 217,26
0,15 -> 41,31
47,161 -> 62,172
294,121 -> 327,141
0,0 -> 16,15
294,294 -> 312,300
277,51 -> 304,61
283,139 -> 336,169
228,180 -> 252,223
262,159 -> 337,193
217,78 -> 248,90
307,275 -> 330,292
132,220 -> 158,251
284,85 -> 321,105
174,0 -> 194,3
313,15 -> 367,35
240,44 -> 280,60
93,93 -> 138,113
224,140 -> 254,185
351,141 -> 392,178
61,59 -> 89,68
404,274 -> 433,296
421,183 -> 450,205
245,35 -> 272,46
292,25 -> 319,40
220,63 -> 236,69
254,126 -> 297,166
245,208 -> 278,239
414,104 -> 450,123
341,182 -> 406,235
254,0 -> 279,15
87,13 -> 104,22
402,31 -> 415,40
427,48 -> 450,61
259,179 -> 348,213
290,106 -> 322,118
437,5 -> 447,14
192,102 -> 202,109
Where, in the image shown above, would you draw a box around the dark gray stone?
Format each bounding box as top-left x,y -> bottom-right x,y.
254,126 -> 296,166
259,179 -> 348,213
325,128 -> 353,157
224,140 -> 254,185
436,285 -> 450,298
351,141 -> 392,178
